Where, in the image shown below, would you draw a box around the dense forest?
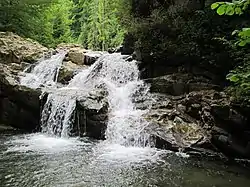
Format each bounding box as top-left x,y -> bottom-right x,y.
0,0 -> 126,50
0,0 -> 249,104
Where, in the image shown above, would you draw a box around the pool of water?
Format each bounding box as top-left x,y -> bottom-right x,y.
1,130 -> 250,187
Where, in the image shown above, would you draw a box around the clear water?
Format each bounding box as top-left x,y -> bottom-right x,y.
1,131 -> 250,187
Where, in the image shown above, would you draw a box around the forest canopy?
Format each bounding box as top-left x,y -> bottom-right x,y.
0,0 -> 126,50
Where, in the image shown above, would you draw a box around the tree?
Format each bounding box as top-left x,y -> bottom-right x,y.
76,0 -> 125,51
34,0 -> 74,47
0,0 -> 52,37
0,0 -> 74,47
212,0 -> 250,102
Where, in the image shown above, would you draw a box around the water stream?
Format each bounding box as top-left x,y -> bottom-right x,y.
1,52 -> 250,186
19,51 -> 66,89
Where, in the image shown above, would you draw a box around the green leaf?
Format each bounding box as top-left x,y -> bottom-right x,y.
239,40 -> 247,46
229,75 -> 240,82
217,4 -> 227,15
211,3 -> 219,10
235,7 -> 242,14
225,5 -> 235,15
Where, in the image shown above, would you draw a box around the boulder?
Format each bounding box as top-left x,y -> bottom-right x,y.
57,43 -> 82,51
145,73 -> 220,96
67,47 -> 87,65
74,90 -> 109,139
57,61 -> 86,84
66,46 -> 104,66
0,63 -> 41,131
143,90 -> 250,159
84,51 -> 105,65
143,94 -> 211,154
0,32 -> 49,64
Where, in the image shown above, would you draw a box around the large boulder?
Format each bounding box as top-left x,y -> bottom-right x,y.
143,90 -> 250,159
73,90 -> 109,139
84,51 -> 105,65
67,47 -> 87,65
142,93 -> 216,156
0,32 -> 49,64
0,63 -> 41,131
58,44 -> 105,66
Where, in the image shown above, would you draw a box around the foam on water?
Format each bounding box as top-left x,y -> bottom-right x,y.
4,133 -> 87,154
93,143 -> 171,166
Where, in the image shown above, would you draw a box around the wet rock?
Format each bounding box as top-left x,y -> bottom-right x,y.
75,90 -> 109,139
57,61 -> 86,84
84,51 -> 105,65
145,111 -> 208,152
145,73 -> 219,96
0,124 -> 14,131
145,74 -> 188,96
212,135 -> 250,159
0,65 -> 41,131
0,32 -> 48,64
59,44 -> 104,66
56,43 -> 82,51
146,89 -> 250,159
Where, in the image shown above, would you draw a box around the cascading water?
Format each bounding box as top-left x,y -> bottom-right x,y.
67,54 -> 153,147
20,51 -> 152,146
40,93 -> 76,137
19,51 -> 66,89
98,55 -> 152,146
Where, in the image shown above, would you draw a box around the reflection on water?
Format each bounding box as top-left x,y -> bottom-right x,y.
1,131 -> 250,187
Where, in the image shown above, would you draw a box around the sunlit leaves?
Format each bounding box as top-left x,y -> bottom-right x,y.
226,65 -> 250,97
211,0 -> 250,15
212,0 -> 250,102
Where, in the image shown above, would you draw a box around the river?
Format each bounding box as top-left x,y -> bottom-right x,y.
1,130 -> 250,187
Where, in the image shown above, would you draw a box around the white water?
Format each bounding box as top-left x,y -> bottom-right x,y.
10,53 -> 181,167
19,51 -> 66,89
20,52 -> 152,147
67,53 -> 152,146
41,94 -> 76,137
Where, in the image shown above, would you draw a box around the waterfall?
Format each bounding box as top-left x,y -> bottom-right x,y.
68,54 -> 152,146
19,51 -> 66,89
20,52 -> 152,147
41,93 -> 76,137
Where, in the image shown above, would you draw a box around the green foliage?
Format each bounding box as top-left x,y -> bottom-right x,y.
0,0 -> 52,37
0,0 -> 125,49
212,0 -> 250,103
34,0 -> 74,47
75,0 -> 125,51
0,0 -> 73,47
226,63 -> 250,102
211,0 -> 250,46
